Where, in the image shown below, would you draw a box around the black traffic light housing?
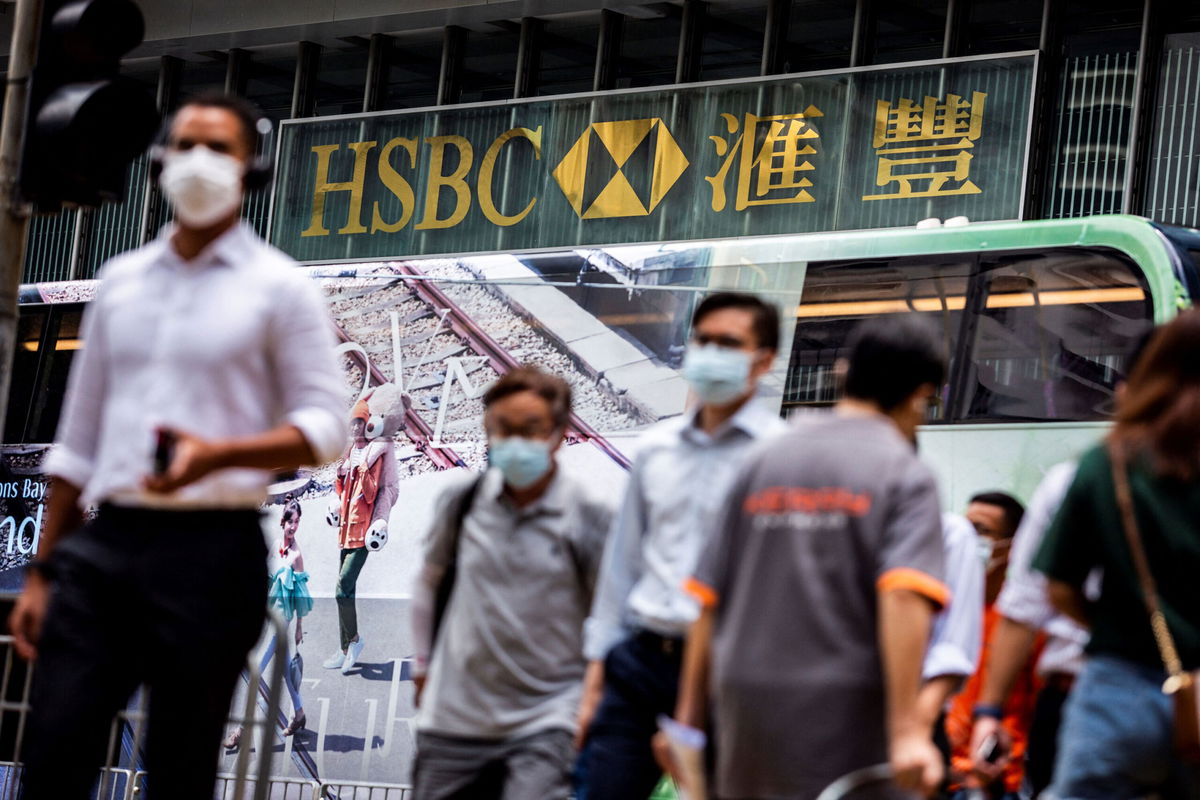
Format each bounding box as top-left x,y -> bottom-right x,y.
21,0 -> 159,209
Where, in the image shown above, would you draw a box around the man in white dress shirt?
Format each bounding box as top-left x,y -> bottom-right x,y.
575,292 -> 785,800
8,94 -> 346,800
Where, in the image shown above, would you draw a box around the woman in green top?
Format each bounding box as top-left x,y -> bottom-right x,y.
1035,311 -> 1200,798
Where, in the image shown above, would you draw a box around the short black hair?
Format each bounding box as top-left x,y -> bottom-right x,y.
173,91 -> 265,156
692,292 -> 780,352
483,365 -> 573,429
968,491 -> 1025,536
843,314 -> 946,411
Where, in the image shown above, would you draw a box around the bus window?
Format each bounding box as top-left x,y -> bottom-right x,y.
785,256 -> 973,419
3,309 -> 47,442
27,307 -> 83,442
958,248 -> 1152,422
3,304 -> 84,444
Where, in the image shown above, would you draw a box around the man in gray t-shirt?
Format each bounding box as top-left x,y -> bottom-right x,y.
409,367 -> 614,800
663,315 -> 950,800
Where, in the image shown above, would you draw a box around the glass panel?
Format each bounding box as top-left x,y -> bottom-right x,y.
617,7 -> 683,88
22,210 -> 77,284
537,15 -> 600,96
4,309 -> 46,442
958,248 -> 1152,422
700,2 -> 767,81
177,55 -> 229,106
314,41 -> 369,117
244,45 -> 299,123
29,308 -> 83,443
784,0 -> 854,72
460,26 -> 521,103
964,0 -> 1043,55
872,0 -> 947,65
384,30 -> 442,110
785,255 -> 971,419
1143,32 -> 1200,226
1042,1 -> 1141,218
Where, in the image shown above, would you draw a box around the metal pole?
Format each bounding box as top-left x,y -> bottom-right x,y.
0,0 -> 42,432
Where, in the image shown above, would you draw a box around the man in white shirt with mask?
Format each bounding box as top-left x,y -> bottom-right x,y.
8,94 -> 346,800
576,292 -> 785,800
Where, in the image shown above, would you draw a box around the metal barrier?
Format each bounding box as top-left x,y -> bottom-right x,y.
317,780 -> 413,800
0,612 -> 290,800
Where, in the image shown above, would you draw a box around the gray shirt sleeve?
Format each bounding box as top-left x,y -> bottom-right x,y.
875,461 -> 949,607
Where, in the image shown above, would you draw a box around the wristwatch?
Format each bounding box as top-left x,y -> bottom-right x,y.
973,703 -> 1004,720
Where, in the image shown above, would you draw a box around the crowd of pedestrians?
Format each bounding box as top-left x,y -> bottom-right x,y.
411,295 -> 1200,800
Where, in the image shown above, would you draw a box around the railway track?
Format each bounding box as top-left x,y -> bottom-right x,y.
326,261 -> 638,474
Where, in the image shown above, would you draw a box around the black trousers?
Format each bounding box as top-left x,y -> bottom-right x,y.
577,631 -> 683,800
19,505 -> 267,800
1025,676 -> 1073,797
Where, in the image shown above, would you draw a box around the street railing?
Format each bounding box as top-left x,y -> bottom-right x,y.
0,612 -> 290,800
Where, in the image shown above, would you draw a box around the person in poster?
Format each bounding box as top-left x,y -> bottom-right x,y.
325,385 -> 402,674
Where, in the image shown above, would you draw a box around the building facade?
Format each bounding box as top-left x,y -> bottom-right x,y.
6,0 -> 1200,282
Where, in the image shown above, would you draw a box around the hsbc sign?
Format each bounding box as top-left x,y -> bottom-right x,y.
270,53 -> 1034,262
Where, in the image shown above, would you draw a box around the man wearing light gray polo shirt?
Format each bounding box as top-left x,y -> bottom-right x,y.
576,292 -> 785,800
410,366 -> 614,800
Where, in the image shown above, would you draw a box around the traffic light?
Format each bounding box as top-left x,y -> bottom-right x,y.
20,0 -> 159,209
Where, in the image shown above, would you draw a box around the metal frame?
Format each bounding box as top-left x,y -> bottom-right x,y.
0,614 -> 289,800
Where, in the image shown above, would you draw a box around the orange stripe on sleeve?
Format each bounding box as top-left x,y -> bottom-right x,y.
877,567 -> 951,608
683,577 -> 719,609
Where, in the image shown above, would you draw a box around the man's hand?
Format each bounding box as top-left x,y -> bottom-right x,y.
575,660 -> 605,750
9,573 -> 51,661
294,621 -> 304,647
890,729 -> 944,797
651,730 -> 678,781
968,715 -> 1012,785
143,427 -> 223,494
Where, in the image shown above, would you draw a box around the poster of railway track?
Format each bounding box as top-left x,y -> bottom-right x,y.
3,246 -> 722,786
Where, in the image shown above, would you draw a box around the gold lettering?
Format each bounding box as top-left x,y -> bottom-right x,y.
416,135 -> 474,230
371,137 -> 419,234
478,126 -> 542,227
301,141 -> 377,237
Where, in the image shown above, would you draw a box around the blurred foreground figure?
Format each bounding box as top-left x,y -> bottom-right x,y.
9,94 -> 346,800
577,293 -> 784,800
1035,312 -> 1200,798
410,367 -> 615,800
664,313 -> 949,799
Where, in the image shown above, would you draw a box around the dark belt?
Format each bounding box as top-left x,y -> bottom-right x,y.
1042,671 -> 1076,693
634,628 -> 685,657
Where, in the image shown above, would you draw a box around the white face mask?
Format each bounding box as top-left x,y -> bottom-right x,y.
159,146 -> 244,228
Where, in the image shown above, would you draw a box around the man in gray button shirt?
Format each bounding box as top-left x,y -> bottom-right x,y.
576,293 -> 785,800
409,366 -> 615,800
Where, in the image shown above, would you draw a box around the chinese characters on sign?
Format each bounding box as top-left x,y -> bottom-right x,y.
863,91 -> 988,201
706,107 -> 823,211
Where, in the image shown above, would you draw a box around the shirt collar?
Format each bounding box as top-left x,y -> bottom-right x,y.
154,221 -> 253,271
483,465 -> 568,516
682,395 -> 778,443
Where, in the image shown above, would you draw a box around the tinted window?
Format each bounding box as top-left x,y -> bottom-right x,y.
959,249 -> 1151,421
785,247 -> 1154,423
4,305 -> 84,444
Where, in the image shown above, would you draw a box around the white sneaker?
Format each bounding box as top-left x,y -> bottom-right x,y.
342,637 -> 365,674
323,649 -> 347,669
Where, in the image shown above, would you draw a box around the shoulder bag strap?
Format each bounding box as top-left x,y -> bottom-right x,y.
431,473 -> 485,647
1108,440 -> 1188,689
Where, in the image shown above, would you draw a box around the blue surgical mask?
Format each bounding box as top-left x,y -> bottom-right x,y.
488,437 -> 553,489
682,344 -> 753,405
